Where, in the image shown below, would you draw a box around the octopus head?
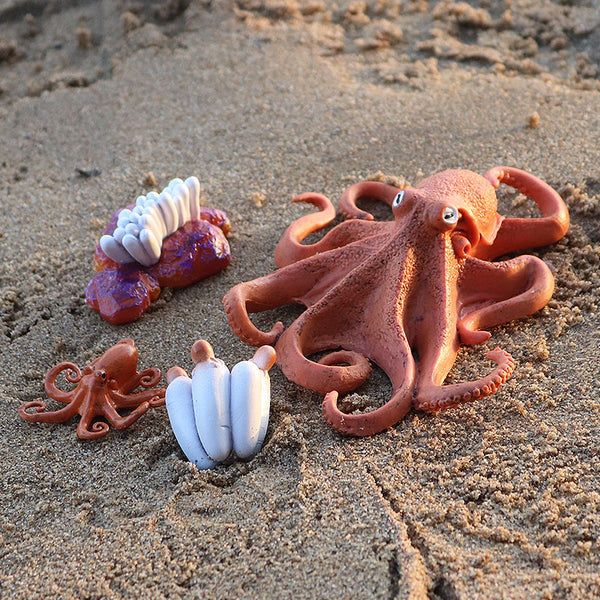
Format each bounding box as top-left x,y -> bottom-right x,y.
392,169 -> 504,258
87,338 -> 141,391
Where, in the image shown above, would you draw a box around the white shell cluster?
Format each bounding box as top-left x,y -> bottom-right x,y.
100,176 -> 202,267
166,340 -> 276,469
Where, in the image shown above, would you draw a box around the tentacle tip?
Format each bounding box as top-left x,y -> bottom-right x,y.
148,390 -> 166,408
484,167 -> 503,189
322,390 -> 339,407
18,402 -> 46,419
149,393 -> 166,407
269,321 -> 285,343
459,327 -> 491,346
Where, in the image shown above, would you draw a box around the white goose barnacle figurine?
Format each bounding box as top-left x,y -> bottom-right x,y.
165,340 -> 276,469
100,176 -> 203,267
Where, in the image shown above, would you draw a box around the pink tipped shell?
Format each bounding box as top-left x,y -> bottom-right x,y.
167,366 -> 188,384
191,340 -> 215,365
252,346 -> 276,372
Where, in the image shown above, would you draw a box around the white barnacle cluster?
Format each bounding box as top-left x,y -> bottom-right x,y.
166,341 -> 276,469
99,176 -> 202,267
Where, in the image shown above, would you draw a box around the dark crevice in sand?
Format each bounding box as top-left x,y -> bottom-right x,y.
431,575 -> 459,600
387,548 -> 401,599
364,463 -> 431,597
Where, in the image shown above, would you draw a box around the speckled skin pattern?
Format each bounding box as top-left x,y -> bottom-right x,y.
87,206 -> 231,324
18,339 -> 165,439
223,167 -> 570,436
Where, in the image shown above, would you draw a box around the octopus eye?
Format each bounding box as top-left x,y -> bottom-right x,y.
392,191 -> 405,208
443,206 -> 459,224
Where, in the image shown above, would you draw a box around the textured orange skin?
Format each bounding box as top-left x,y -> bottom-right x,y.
18,339 -> 165,439
223,167 -> 570,436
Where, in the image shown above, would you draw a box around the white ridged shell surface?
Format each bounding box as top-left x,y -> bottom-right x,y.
165,375 -> 217,470
230,361 -> 271,459
100,176 -> 202,266
192,358 -> 232,463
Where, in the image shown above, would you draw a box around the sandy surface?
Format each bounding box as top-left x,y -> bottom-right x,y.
1,0 -> 599,598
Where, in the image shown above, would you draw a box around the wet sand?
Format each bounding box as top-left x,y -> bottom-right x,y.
1,1 -> 599,598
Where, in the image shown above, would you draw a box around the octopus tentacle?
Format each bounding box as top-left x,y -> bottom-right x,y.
458,255 -> 555,345
137,367 -> 162,389
44,362 -> 82,403
77,403 -> 111,440
102,401 -> 152,430
276,328 -> 372,395
107,386 -> 165,409
275,194 -> 385,267
18,388 -> 85,423
318,331 -> 417,436
321,345 -> 417,436
223,280 -> 286,347
479,166 -> 570,260
274,193 -> 336,267
337,181 -> 401,221
223,255 -> 354,347
323,386 -> 414,437
414,348 -> 514,413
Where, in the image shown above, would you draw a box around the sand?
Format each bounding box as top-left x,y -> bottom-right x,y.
1,0 -> 599,598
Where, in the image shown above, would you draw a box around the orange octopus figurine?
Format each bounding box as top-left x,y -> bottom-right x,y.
223,167 -> 570,436
18,339 -> 165,439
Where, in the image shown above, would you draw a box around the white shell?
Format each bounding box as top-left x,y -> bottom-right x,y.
186,176 -> 201,220
100,176 -> 203,266
166,342 -> 276,469
165,373 -> 217,470
192,353 -> 232,463
99,235 -> 134,263
230,346 -> 275,459
122,233 -> 153,266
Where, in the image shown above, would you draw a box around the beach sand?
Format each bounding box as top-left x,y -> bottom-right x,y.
1,1 -> 599,598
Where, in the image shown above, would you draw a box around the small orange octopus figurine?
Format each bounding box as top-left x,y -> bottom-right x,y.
19,339 -> 165,439
223,167 -> 570,436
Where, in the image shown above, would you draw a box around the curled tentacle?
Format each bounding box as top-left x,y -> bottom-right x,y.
138,367 -> 162,388
274,193 -> 336,267
77,413 -> 110,440
223,282 -> 285,347
322,385 -> 414,437
320,331 -> 418,436
44,362 -> 82,403
480,166 -> 570,260
283,348 -> 371,395
414,348 -> 515,413
337,181 -> 402,221
18,391 -> 83,423
276,324 -> 372,395
458,255 -> 555,345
